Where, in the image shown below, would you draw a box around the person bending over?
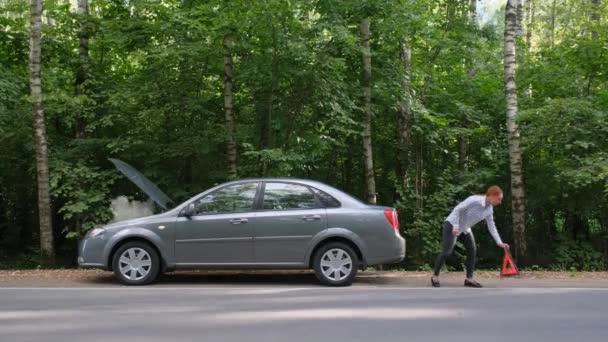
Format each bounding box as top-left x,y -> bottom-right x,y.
431,186 -> 509,288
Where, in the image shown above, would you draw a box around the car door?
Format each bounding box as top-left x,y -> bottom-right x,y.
253,182 -> 327,264
174,182 -> 259,264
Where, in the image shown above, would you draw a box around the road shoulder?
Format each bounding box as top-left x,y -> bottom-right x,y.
1,269 -> 608,288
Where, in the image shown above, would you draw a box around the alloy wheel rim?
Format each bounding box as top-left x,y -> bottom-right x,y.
119,248 -> 152,281
320,248 -> 352,281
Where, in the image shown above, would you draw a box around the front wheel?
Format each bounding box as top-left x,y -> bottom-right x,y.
313,242 -> 359,286
112,241 -> 160,285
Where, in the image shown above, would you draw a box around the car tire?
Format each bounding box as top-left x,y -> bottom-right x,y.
112,241 -> 160,285
313,242 -> 359,287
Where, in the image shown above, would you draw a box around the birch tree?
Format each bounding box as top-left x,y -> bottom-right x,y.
397,38 -> 412,188
360,17 -> 376,204
75,0 -> 89,139
504,0 -> 526,260
29,0 -> 55,265
223,33 -> 237,179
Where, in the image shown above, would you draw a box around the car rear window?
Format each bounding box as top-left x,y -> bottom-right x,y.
312,188 -> 341,208
262,183 -> 317,210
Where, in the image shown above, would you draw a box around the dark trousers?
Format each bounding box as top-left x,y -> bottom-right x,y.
433,221 -> 477,278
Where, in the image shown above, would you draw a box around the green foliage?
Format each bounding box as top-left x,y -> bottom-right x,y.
50,161 -> 116,239
0,248 -> 41,270
552,235 -> 606,271
0,0 -> 607,269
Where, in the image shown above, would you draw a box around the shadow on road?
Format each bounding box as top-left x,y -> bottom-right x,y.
85,270 -> 328,286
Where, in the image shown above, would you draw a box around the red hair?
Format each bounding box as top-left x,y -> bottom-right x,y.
486,185 -> 503,197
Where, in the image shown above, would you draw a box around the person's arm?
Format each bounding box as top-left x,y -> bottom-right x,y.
451,196 -> 477,233
485,214 -> 504,246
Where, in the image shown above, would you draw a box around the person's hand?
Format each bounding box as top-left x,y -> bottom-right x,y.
499,243 -> 510,250
452,226 -> 461,237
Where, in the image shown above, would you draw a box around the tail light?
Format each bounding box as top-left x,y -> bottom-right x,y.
384,208 -> 400,231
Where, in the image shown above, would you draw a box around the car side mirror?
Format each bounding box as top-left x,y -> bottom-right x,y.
182,203 -> 196,218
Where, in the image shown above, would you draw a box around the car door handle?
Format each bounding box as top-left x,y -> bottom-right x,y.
302,215 -> 321,221
229,218 -> 248,224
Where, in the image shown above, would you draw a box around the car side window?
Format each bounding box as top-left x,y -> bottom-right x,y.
262,183 -> 317,210
192,182 -> 259,215
312,188 -> 341,208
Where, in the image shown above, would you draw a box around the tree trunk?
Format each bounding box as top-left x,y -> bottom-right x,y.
524,0 -> 533,51
524,0 -> 534,98
29,0 -> 55,266
461,0 -> 478,172
458,137 -> 468,171
550,0 -> 556,48
360,17 -> 376,205
587,0 -> 600,95
75,0 -> 89,139
415,140 -> 424,211
590,0 -> 600,40
445,0 -> 455,25
566,210 -> 589,241
397,38 -> 412,188
266,24 -> 277,151
343,140 -> 355,195
516,0 -> 524,37
258,23 -> 278,176
504,0 -> 526,261
223,33 -> 237,179
469,0 -> 477,23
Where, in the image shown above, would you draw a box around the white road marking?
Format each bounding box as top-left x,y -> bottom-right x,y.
211,308 -> 468,322
0,310 -> 79,320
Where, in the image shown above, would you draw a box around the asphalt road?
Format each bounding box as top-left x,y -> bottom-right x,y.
1,285 -> 607,342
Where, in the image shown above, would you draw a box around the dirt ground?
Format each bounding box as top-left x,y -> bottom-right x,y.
1,269 -> 608,288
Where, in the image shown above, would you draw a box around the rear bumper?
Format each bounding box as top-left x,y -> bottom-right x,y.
367,234 -> 406,265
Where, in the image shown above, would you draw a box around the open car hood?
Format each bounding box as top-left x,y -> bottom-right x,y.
109,158 -> 174,211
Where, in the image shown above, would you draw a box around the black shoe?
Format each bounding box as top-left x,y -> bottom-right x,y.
431,277 -> 440,287
464,279 -> 483,288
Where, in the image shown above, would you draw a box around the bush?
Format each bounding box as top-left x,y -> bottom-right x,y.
551,235 -> 605,271
50,161 -> 117,240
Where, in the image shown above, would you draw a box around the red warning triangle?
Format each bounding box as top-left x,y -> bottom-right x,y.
501,250 -> 519,277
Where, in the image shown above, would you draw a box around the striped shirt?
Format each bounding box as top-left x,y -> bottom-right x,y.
446,195 -> 503,245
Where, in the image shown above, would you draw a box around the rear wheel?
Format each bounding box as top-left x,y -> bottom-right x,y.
313,242 -> 359,286
112,241 -> 160,285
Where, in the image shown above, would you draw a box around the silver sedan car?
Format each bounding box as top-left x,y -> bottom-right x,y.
78,159 -> 406,286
